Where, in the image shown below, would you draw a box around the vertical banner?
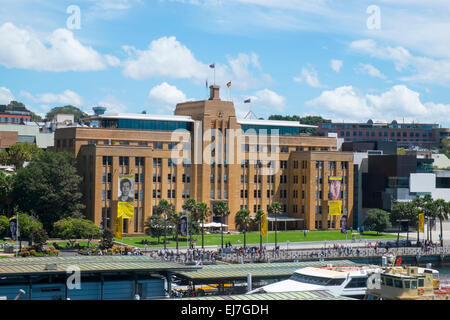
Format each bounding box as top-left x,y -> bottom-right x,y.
328,177 -> 342,215
180,216 -> 188,237
115,216 -> 123,239
418,213 -> 424,233
340,215 -> 348,234
261,212 -> 267,237
118,175 -> 134,219
9,217 -> 18,241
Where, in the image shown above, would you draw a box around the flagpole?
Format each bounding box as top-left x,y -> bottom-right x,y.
214,62 -> 216,85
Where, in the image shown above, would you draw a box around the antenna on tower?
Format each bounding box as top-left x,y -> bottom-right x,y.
244,110 -> 258,120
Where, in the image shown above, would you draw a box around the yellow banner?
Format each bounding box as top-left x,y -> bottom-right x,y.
115,216 -> 123,239
418,213 -> 424,233
261,213 -> 267,237
328,200 -> 342,215
118,201 -> 134,219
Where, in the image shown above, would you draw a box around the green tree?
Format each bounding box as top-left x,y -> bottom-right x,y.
170,211 -> 183,252
53,218 -> 100,248
0,216 -> 9,237
235,208 -> 252,249
100,229 -> 115,250
195,202 -> 210,249
154,200 -> 174,249
363,209 -> 392,234
0,171 -> 14,215
254,209 -> 265,250
268,202 -> 283,248
144,215 -> 166,244
267,115 -> 331,135
5,101 -> 42,122
11,151 -> 85,233
11,212 -> 48,249
435,199 -> 449,246
422,194 -> 437,242
0,143 -> 42,169
45,105 -> 88,122
182,198 -> 198,245
212,201 -> 230,249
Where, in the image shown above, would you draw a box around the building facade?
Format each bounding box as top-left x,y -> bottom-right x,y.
318,120 -> 448,149
55,86 -> 353,235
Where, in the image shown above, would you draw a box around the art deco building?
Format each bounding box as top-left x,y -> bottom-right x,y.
55,86 -> 353,235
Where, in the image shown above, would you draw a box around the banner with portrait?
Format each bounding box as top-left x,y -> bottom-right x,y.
180,216 -> 188,237
328,177 -> 342,215
118,175 -> 134,219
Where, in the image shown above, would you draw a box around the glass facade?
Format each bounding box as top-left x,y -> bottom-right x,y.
101,119 -> 192,131
240,124 -> 301,136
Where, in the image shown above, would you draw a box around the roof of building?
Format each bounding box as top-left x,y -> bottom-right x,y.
173,290 -> 356,300
172,260 -> 361,282
93,113 -> 194,122
0,256 -> 198,276
237,119 -> 317,128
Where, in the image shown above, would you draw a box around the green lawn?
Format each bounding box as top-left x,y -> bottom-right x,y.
118,230 -> 400,248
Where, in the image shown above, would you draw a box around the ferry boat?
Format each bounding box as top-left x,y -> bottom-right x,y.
365,266 -> 449,300
247,264 -> 382,299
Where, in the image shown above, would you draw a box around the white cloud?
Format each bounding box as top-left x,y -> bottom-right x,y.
148,82 -> 189,112
0,87 -> 14,104
20,90 -> 83,107
357,63 -> 386,79
330,59 -> 343,73
350,39 -> 450,86
306,84 -> 450,123
0,22 -> 114,72
293,66 -> 325,88
97,95 -> 128,114
123,36 -> 209,81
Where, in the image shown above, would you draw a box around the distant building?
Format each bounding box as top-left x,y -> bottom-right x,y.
0,123 -> 54,149
342,140 -> 397,155
55,86 -> 354,235
318,120 -> 449,149
0,104 -> 32,125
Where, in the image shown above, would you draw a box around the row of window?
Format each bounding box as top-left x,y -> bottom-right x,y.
340,131 -> 433,138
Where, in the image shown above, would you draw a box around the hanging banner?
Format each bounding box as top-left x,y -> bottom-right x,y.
115,216 -> 123,240
9,217 -> 18,241
328,177 -> 342,215
180,216 -> 188,237
418,213 -> 424,233
118,175 -> 134,218
340,215 -> 348,234
261,212 -> 267,237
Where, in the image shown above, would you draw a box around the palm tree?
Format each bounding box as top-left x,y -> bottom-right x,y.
212,201 -> 230,249
196,202 -> 210,249
235,208 -> 252,249
413,196 -> 426,244
182,198 -> 197,247
268,202 -> 282,248
170,211 -> 183,253
155,199 -> 174,250
423,195 -> 437,242
434,199 -> 449,246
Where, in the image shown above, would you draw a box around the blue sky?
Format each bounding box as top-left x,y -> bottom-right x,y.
0,0 -> 449,126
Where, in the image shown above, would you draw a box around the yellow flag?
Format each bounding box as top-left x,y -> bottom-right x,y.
115,216 -> 123,240
261,213 -> 267,237
418,213 -> 424,233
118,201 -> 134,219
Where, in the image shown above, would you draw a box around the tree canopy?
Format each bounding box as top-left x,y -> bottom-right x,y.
0,142 -> 42,169
11,151 -> 85,232
45,105 -> 88,122
363,209 -> 392,234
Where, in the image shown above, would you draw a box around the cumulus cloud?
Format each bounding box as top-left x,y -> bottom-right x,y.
293,66 -> 325,88
0,22 -> 118,72
235,88 -> 286,118
330,59 -> 343,73
350,39 -> 450,86
20,90 -> 84,106
357,63 -> 386,79
148,82 -> 189,112
97,95 -> 128,114
306,84 -> 450,123
0,87 -> 14,104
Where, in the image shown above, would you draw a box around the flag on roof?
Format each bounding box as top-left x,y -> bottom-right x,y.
209,64 -> 215,68
226,81 -> 231,88
244,98 -> 251,103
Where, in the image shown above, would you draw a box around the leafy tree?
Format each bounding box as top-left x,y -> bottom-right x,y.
155,200 -> 174,249
212,201 -> 230,249
390,202 -> 419,242
0,143 -> 42,169
100,229 -> 115,250
0,216 -> 9,237
170,211 -> 183,252
0,171 -> 14,216
440,138 -> 450,159
235,208 -> 252,249
53,218 -> 100,248
435,199 -> 449,246
268,115 -> 331,135
45,105 -> 88,123
11,151 -> 85,233
195,202 -> 210,249
144,215 -> 166,244
5,101 -> 42,122
363,209 -> 392,234
268,202 -> 283,247
182,198 -> 198,244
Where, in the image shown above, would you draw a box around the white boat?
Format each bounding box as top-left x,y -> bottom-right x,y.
247,264 -> 382,299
